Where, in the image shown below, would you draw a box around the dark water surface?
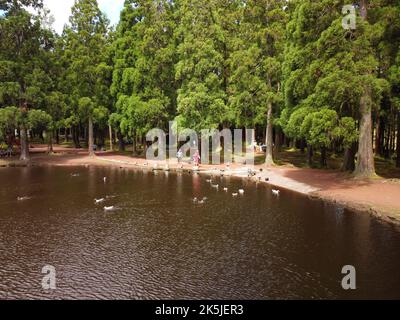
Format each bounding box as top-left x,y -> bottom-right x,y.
0,166 -> 399,300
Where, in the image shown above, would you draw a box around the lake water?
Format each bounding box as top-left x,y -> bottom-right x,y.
0,166 -> 399,299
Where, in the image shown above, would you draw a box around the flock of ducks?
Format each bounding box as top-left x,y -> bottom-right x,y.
17,172 -> 281,211
193,178 -> 281,204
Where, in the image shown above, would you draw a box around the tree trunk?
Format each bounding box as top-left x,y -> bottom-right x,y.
88,116 -> 94,157
108,125 -> 113,152
320,147 -> 327,168
355,0 -> 376,178
342,143 -> 357,172
117,131 -> 125,152
72,126 -> 81,148
355,88 -> 376,177
20,126 -> 30,161
47,131 -> 54,154
265,102 -> 274,166
397,112 -> 400,168
300,139 -> 306,154
274,127 -> 282,154
132,130 -> 137,156
375,116 -> 384,156
307,145 -> 313,167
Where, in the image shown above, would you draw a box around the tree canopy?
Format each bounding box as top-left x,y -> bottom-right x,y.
0,0 -> 399,175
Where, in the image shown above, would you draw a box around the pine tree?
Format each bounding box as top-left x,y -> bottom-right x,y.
229,0 -> 286,166
0,0 -> 53,160
174,0 -> 228,131
62,0 -> 110,156
111,0 -> 176,154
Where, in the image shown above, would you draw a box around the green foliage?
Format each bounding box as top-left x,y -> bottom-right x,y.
27,109 -> 53,131
0,106 -> 20,141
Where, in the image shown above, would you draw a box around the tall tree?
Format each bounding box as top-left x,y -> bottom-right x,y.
111,0 -> 176,154
0,0 -> 48,160
229,0 -> 286,166
174,0 -> 228,131
283,0 -> 386,173
62,0 -> 110,156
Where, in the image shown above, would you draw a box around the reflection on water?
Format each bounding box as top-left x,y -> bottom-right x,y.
0,166 -> 399,300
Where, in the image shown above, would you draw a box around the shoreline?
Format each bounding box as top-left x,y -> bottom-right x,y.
1,149 -> 400,227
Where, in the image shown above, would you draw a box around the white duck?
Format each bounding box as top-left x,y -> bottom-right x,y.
104,206 -> 115,212
95,198 -> 105,204
238,189 -> 245,195
17,196 -> 31,201
272,189 -> 280,196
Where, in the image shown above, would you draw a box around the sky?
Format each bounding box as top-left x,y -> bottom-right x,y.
43,0 -> 125,34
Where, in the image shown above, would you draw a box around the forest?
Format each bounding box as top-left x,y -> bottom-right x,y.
0,0 -> 399,178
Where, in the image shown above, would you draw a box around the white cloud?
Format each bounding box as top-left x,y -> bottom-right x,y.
43,0 -> 124,34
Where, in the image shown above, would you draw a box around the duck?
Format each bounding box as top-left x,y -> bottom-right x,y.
272,189 -> 280,196
238,189 -> 245,195
17,196 -> 31,201
104,206 -> 115,211
232,193 -> 238,197
211,184 -> 219,189
103,177 -> 107,183
95,198 -> 105,204
206,179 -> 212,183
193,197 -> 199,203
71,173 -> 80,177
223,187 -> 228,192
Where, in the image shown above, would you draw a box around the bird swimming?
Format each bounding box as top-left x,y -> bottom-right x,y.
272,189 -> 280,196
17,196 -> 31,201
104,206 -> 115,211
95,198 -> 105,204
239,189 -> 245,195
223,187 -> 228,192
232,193 -> 238,197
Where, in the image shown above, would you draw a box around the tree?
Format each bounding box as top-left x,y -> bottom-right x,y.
111,0 -> 176,153
62,0 -> 110,156
0,106 -> 20,144
175,0 -> 228,131
0,0 -> 51,160
283,0 -> 387,175
27,109 -> 53,152
229,0 -> 286,166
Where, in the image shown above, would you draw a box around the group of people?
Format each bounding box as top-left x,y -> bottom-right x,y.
177,149 -> 201,167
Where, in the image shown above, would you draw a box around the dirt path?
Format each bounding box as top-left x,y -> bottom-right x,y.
2,145 -> 400,225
